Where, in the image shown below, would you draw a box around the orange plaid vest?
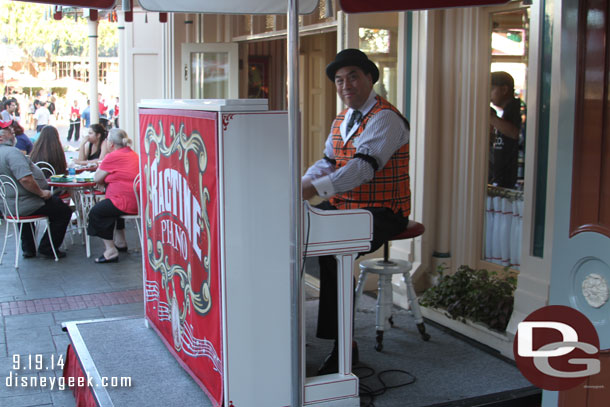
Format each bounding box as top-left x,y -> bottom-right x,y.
329,96 -> 410,216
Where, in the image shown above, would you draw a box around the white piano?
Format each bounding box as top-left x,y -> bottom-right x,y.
138,99 -> 372,406
302,202 -> 372,406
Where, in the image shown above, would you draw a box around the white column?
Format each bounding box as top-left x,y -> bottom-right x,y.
118,11 -> 126,131
88,17 -> 99,124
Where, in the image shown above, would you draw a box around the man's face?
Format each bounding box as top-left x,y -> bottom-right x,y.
490,84 -> 509,108
7,102 -> 16,113
334,66 -> 373,110
0,128 -> 15,146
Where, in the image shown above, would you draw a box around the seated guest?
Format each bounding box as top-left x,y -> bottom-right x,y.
10,120 -> 33,155
75,123 -> 109,166
0,120 -> 33,155
0,122 -> 72,258
87,128 -> 139,263
30,125 -> 67,176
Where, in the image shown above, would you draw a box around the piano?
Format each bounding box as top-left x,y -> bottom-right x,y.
137,100 -> 373,407
302,201 -> 372,406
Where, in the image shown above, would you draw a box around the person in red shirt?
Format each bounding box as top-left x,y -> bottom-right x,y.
87,128 -> 139,263
112,97 -> 119,128
98,93 -> 109,129
67,100 -> 81,142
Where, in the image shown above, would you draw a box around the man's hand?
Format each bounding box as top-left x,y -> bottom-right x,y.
302,177 -> 317,200
18,175 -> 50,200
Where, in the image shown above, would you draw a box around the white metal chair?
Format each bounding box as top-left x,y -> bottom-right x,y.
0,174 -> 59,268
34,161 -> 56,178
119,173 -> 142,247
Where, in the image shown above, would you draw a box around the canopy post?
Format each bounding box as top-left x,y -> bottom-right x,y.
88,15 -> 100,124
287,0 -> 303,406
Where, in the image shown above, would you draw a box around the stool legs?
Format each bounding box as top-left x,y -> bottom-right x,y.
357,259 -> 431,351
402,272 -> 431,341
354,270 -> 367,312
374,274 -> 394,351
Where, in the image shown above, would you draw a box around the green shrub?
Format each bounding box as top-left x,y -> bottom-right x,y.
419,265 -> 517,332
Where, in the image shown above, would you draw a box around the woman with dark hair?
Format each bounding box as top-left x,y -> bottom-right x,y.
88,128 -> 139,263
76,123 -> 110,166
9,119 -> 33,155
30,125 -> 67,175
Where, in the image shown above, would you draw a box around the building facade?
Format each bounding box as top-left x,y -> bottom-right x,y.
115,1 -> 609,405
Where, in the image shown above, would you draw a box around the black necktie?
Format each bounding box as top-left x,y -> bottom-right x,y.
346,110 -> 362,134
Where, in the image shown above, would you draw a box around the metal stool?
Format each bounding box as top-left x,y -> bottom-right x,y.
355,221 -> 430,351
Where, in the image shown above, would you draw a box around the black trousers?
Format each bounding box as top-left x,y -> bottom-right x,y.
67,122 -> 80,141
21,196 -> 73,254
315,201 -> 408,340
87,198 -> 126,240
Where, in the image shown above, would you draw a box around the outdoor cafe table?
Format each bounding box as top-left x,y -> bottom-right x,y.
47,179 -> 97,258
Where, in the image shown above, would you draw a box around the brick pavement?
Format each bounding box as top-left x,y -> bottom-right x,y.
0,218 -> 144,407
0,290 -> 143,316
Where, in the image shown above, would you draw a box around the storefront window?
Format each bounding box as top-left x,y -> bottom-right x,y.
359,27 -> 398,106
483,7 -> 530,269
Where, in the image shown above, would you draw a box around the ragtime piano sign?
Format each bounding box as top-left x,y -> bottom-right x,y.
139,109 -> 222,406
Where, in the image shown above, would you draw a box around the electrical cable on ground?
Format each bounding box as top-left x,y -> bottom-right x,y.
354,365 -> 417,407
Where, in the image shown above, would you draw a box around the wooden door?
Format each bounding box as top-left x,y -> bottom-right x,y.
299,33 -> 337,173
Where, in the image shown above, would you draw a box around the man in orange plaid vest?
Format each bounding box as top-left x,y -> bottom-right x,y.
302,49 -> 411,375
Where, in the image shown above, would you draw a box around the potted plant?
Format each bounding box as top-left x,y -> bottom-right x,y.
419,265 -> 517,332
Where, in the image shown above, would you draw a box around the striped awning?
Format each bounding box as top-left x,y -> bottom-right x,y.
13,0 -> 319,15
339,0 -> 509,13
138,0 -> 318,14
12,0 -> 116,8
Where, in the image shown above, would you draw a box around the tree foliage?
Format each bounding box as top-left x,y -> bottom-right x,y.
0,1 -> 117,57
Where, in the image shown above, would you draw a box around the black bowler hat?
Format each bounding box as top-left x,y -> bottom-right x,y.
326,49 -> 379,83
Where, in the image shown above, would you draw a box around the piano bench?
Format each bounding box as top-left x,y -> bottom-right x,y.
354,221 -> 430,351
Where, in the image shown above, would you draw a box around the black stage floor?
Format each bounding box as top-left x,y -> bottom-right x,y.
64,292 -> 537,407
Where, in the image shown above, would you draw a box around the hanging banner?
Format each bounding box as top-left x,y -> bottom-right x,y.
339,0 -> 508,13
12,0 -> 116,8
139,109 -> 222,407
139,0 -> 319,14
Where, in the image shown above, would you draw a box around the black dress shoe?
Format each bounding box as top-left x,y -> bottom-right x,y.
39,250 -> 66,259
116,245 -> 128,252
317,340 -> 359,376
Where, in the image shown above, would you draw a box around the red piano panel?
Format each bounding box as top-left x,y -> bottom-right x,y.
139,108 -> 223,406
